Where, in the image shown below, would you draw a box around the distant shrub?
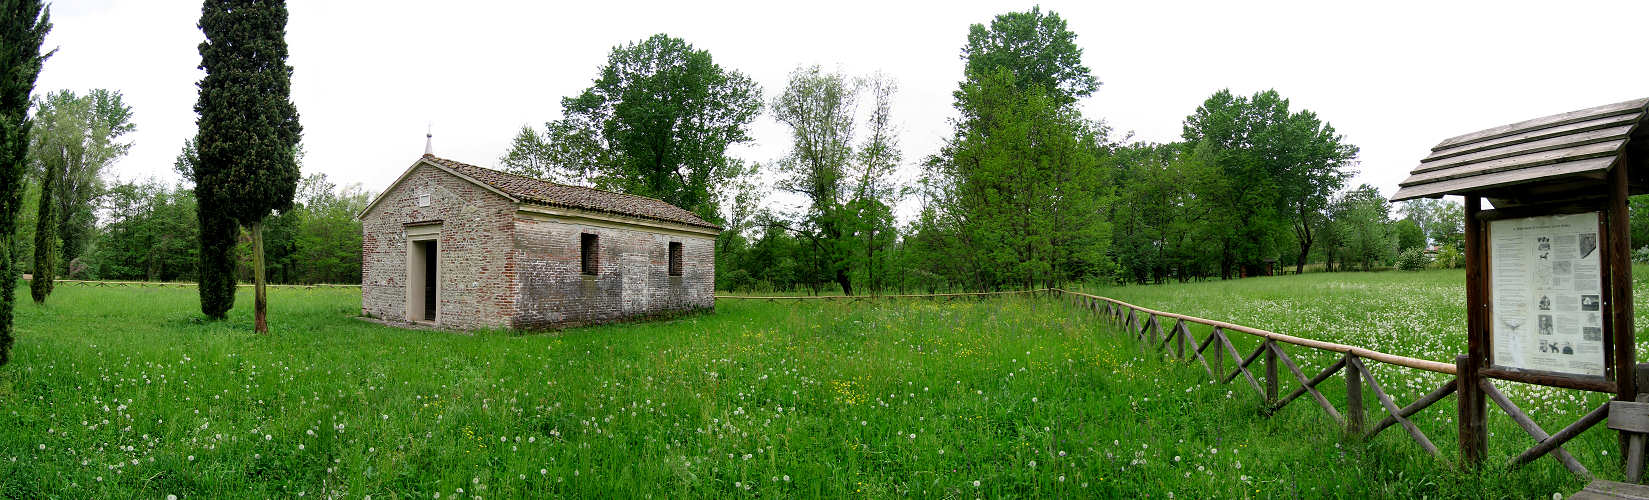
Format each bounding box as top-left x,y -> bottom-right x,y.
1430,244 -> 1463,269
719,269 -> 754,292
1634,246 -> 1649,264
1396,247 -> 1429,271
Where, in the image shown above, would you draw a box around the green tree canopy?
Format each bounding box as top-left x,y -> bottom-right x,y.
960,6 -> 1098,106
502,34 -> 761,222
1328,184 -> 1395,271
1395,218 -> 1426,253
194,0 -> 302,225
1398,197 -> 1464,249
1181,89 -> 1357,277
93,179 -> 199,282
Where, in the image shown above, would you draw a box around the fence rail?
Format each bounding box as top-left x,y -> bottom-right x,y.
1058,289 -> 1455,374
714,290 -> 1043,301
24,278 -> 359,289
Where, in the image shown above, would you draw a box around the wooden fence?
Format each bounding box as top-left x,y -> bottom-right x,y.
713,290 -> 1044,301
26,278 -> 359,290
1050,288 -> 1623,480
709,290 -> 1042,301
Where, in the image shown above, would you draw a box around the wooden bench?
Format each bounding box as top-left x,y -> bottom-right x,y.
1572,480 -> 1649,500
1576,398 -> 1649,498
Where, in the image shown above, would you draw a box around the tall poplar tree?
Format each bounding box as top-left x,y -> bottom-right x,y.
770,66 -> 903,295
27,89 -> 135,302
54,89 -> 134,267
193,0 -> 302,331
0,0 -> 51,366
925,7 -> 1113,290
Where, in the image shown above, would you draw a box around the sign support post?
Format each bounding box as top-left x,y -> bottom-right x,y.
1611,154 -> 1637,460
1460,195 -> 1487,466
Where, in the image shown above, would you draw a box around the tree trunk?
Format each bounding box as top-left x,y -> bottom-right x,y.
253,219 -> 268,334
864,229 -> 875,296
1220,240 -> 1234,280
1295,227 -> 1312,275
1295,206 -> 1315,274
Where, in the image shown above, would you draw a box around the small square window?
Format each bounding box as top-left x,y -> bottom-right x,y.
580,233 -> 599,275
668,242 -> 683,277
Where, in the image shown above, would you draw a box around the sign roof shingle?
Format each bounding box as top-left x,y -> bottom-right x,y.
1392,98 -> 1649,201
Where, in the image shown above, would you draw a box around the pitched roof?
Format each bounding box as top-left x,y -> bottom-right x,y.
1391,97 -> 1649,201
421,155 -> 720,230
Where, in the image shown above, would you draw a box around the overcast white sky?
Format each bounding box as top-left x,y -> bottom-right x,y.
33,0 -> 1649,220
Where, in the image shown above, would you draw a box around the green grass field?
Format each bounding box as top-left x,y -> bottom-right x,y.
0,272 -> 1634,498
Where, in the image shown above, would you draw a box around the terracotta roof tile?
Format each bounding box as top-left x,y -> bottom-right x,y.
423,155 -> 720,230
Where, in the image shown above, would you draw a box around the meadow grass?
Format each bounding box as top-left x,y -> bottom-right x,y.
0,274 -> 1623,498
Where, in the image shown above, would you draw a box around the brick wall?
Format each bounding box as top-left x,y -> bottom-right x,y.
510,215 -> 715,329
360,161 -> 518,329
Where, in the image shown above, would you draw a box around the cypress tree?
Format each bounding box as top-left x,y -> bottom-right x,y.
193,0 -> 302,329
30,151 -> 54,303
0,0 -> 52,366
175,134 -> 237,318
196,208 -> 238,318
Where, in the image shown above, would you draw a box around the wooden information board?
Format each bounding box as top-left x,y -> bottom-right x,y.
1487,211 -> 1609,379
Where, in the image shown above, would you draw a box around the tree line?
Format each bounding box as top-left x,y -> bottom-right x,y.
6,90 -> 362,290
9,168 -> 369,286
5,86 -> 367,291
498,7 -> 1478,295
1,0 -> 323,355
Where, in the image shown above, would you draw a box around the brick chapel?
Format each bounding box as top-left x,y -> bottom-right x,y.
357,143 -> 718,330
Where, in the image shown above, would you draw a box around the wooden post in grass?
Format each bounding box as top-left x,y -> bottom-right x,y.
1457,354 -> 1485,466
1346,354 -> 1363,435
1264,340 -> 1278,406
1611,156 -> 1638,461
1175,320 -> 1185,360
1622,366 -> 1649,481
1211,327 -> 1224,383
1456,194 -> 1487,467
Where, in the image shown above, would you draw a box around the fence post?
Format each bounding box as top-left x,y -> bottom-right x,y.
1265,339 -> 1278,406
1175,321 -> 1185,360
1457,354 -> 1484,466
1346,354 -> 1363,435
1211,327 -> 1224,381
1147,315 -> 1159,344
